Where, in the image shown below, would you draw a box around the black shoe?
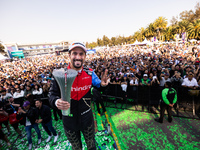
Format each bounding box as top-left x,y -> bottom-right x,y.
168,118 -> 172,123
154,118 -> 163,123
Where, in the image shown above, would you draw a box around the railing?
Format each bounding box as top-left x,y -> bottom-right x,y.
11,86 -> 200,120
102,84 -> 200,120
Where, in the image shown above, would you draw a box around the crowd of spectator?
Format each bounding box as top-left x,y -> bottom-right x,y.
0,43 -> 200,149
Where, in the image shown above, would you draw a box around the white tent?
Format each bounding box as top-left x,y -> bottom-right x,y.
0,54 -> 9,60
133,39 -> 141,45
189,39 -> 197,42
141,38 -> 153,45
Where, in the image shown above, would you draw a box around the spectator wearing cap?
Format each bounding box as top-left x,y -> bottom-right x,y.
130,75 -> 139,86
139,74 -> 151,110
17,101 -> 42,150
140,74 -> 150,86
35,99 -> 58,143
42,77 -> 47,84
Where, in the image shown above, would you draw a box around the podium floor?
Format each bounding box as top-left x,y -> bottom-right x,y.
1,103 -> 200,150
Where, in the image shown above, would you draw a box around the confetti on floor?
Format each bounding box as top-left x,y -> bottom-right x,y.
1,101 -> 200,150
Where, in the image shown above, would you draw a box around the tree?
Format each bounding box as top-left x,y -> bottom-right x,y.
133,28 -> 145,42
144,23 -> 155,39
102,35 -> 110,46
170,16 -> 179,26
163,26 -> 174,41
110,37 -> 117,46
116,36 -> 123,45
88,42 -> 97,49
126,35 -> 134,44
175,20 -> 189,35
153,16 -> 168,41
179,10 -> 195,22
187,19 -> 200,39
97,38 -> 103,46
194,2 -> 200,20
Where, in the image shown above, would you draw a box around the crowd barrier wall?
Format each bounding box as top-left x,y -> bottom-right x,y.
102,84 -> 200,119
11,86 -> 200,120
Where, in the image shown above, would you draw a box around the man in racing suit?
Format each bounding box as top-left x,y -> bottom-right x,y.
48,42 -> 108,150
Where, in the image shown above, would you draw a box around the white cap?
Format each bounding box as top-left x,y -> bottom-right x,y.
69,42 -> 87,53
143,74 -> 148,77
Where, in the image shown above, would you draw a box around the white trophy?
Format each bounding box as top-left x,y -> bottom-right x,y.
52,68 -> 78,116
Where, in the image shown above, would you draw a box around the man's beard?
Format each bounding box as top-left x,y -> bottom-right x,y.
72,59 -> 83,69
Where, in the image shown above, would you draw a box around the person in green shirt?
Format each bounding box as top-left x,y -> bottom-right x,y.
155,81 -> 177,123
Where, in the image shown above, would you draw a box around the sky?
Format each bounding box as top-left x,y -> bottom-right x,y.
0,0 -> 199,44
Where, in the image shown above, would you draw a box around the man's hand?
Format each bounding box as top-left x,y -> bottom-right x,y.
17,108 -> 23,113
56,99 -> 70,110
169,104 -> 174,107
101,69 -> 109,86
35,119 -> 42,123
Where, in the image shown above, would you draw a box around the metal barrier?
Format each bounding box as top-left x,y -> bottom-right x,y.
102,84 -> 200,120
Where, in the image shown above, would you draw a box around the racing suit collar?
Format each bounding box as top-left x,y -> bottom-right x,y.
67,64 -> 82,74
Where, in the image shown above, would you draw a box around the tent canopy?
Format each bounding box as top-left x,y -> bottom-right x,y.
0,53 -> 9,60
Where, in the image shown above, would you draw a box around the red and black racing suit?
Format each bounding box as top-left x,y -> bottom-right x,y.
49,66 -> 102,150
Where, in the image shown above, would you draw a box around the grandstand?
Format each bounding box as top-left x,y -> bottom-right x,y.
2,41 -> 69,58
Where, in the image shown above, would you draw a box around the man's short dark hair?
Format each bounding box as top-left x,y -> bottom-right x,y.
165,81 -> 172,88
35,99 -> 42,103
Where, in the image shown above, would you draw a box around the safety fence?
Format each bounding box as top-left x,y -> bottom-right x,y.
102,84 -> 200,120
8,86 -> 200,120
